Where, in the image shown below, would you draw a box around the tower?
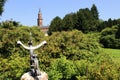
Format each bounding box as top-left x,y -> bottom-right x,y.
37,9 -> 49,36
37,9 -> 43,28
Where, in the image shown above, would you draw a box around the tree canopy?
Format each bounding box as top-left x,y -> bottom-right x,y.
48,4 -> 99,34
48,16 -> 62,35
91,4 -> 99,20
0,0 -> 6,15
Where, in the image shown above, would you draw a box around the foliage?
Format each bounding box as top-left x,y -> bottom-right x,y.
0,0 -> 6,15
0,25 -> 120,79
0,20 -> 21,29
48,4 -> 120,34
0,54 -> 29,79
0,26 -> 45,79
97,18 -> 119,32
48,4 -> 99,34
100,25 -> 120,48
48,57 -> 76,80
77,8 -> 99,33
48,53 -> 120,80
62,13 -> 75,31
40,30 -> 100,60
48,16 -> 62,35
116,24 -> 120,38
91,4 -> 99,20
87,53 -> 119,80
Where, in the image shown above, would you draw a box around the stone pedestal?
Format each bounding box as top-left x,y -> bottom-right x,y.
21,71 -> 48,80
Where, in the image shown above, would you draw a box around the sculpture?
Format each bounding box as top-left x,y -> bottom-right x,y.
17,33 -> 47,80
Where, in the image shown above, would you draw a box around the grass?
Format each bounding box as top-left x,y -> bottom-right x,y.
102,48 -> 120,64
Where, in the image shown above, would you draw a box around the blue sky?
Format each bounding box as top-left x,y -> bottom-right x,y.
1,0 -> 120,26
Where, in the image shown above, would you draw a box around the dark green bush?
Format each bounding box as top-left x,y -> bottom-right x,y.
100,25 -> 120,49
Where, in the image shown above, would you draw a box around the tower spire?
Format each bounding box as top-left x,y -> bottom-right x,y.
37,8 -> 43,28
39,8 -> 41,14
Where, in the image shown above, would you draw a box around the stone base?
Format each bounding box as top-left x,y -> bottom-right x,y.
21,71 -> 48,80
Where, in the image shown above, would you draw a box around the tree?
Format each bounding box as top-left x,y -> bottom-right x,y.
0,0 -> 6,15
71,13 -> 78,29
107,18 -> 113,27
97,21 -> 107,32
91,4 -> 99,20
76,9 -> 85,31
62,13 -> 75,31
100,25 -> 120,49
48,16 -> 62,35
0,19 -> 21,29
116,24 -> 120,38
77,8 -> 98,33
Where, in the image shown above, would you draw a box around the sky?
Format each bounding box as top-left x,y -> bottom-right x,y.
1,0 -> 120,26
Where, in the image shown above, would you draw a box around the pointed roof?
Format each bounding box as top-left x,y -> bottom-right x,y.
38,8 -> 41,14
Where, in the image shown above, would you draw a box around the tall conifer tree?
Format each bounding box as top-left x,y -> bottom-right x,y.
91,4 -> 99,20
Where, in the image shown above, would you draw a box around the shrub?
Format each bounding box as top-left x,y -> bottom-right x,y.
100,25 -> 120,49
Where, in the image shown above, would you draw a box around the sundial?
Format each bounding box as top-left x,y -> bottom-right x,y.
17,32 -> 47,78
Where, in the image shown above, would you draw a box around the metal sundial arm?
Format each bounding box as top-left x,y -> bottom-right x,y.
32,41 -> 46,50
17,40 -> 47,50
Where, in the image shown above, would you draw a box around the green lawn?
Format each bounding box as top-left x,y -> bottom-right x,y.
102,48 -> 120,64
